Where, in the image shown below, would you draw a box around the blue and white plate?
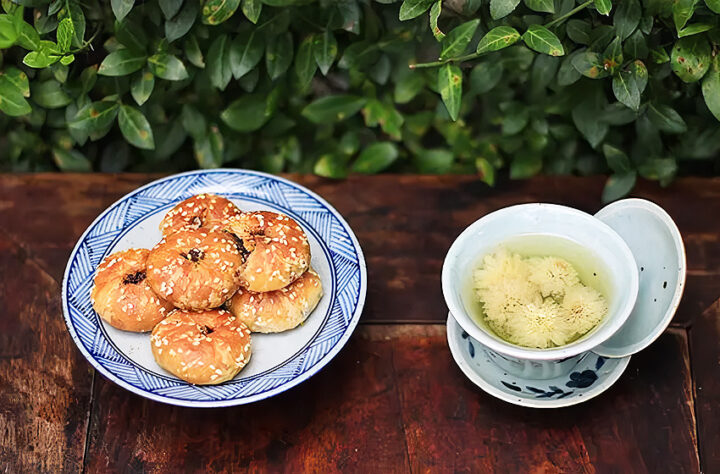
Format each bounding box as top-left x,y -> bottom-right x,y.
447,313 -> 631,408
62,169 -> 367,407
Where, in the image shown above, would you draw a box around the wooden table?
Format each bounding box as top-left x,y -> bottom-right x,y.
1,174 -> 717,473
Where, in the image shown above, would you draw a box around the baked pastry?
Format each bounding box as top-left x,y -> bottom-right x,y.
226,268 -> 323,333
91,249 -> 174,332
151,309 -> 252,384
228,211 -> 311,292
146,228 -> 242,310
159,193 -> 241,236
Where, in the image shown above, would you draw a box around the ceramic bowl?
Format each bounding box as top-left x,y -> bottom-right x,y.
442,203 -> 639,366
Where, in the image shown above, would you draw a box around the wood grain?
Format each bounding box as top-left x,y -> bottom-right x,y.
0,174 -> 715,472
690,299 -> 720,473
81,325 -> 698,473
0,230 -> 93,472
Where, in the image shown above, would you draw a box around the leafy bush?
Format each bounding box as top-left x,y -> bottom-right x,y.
0,0 -> 719,199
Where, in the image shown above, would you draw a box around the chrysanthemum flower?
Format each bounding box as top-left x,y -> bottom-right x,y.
528,256 -> 580,299
560,284 -> 607,336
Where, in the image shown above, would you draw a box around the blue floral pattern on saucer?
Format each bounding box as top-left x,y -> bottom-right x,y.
62,170 -> 367,407
449,315 -> 631,408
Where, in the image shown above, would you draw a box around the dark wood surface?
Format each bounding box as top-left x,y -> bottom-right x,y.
0,174 -> 717,473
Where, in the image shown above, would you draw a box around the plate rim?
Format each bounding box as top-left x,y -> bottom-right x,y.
446,312 -> 630,409
61,168 -> 367,407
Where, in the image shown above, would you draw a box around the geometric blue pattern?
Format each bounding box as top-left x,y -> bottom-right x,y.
62,170 -> 367,407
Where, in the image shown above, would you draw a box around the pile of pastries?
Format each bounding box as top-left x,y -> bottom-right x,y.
91,194 -> 323,385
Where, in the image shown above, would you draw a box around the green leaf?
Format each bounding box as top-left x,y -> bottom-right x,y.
624,29 -> 648,59
70,101 -> 120,133
647,103 -> 687,133
16,20 -> 40,50
23,50 -> 61,68
524,0 -> 554,14
119,105 -> 154,149
490,0 -> 521,19
440,19 -> 479,59
612,70 -> 640,110
415,148 -> 453,173
602,173 -> 636,203
116,17 -> 147,53
314,153 -> 348,179
313,29 -> 337,76
394,70 -> 425,103
131,69 -> 154,106
230,30 -> 264,79
706,0 -> 720,13
266,32 -> 293,80
362,99 -> 404,140
572,99 -> 608,147
510,154 -> 542,179
202,0 -> 241,25
594,0 -> 612,15
194,125 -> 224,168
111,0 -> 135,22
148,53 -> 189,81
602,143 -> 632,173
221,93 -> 275,131
399,0 -> 434,21
702,56 -> 720,121
673,0 -> 697,32
59,1 -> 85,48
429,1 -> 444,41
165,1 -> 198,43
501,102 -> 529,135
241,0 -> 262,23
369,55 -> 391,85
476,26 -> 521,54
60,54 -> 74,65
0,76 -> 31,116
301,95 -> 366,123
31,80 -> 71,108
671,36 -> 711,83
98,49 -> 147,76
352,142 -> 399,173
613,0 -> 640,40
294,35 -> 316,92
678,23 -> 714,37
557,52 -> 582,85
207,34 -> 233,89
650,47 -> 670,64
185,35 -> 205,68
438,63 -> 462,121
181,104 -> 207,141
2,67 -> 29,97
0,13 -> 17,48
476,157 -> 495,186
469,61 -> 503,93
522,25 -> 564,56
160,0 -> 183,19
631,59 -> 648,93
52,147 -> 91,172
566,20 -> 590,45
338,41 -> 380,69
602,37 -> 623,75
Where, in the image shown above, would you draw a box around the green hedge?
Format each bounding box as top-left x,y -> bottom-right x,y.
0,0 -> 719,200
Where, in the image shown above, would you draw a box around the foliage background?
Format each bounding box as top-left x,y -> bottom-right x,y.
0,0 -> 719,201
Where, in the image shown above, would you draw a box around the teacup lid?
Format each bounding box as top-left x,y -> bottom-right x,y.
592,198 -> 686,358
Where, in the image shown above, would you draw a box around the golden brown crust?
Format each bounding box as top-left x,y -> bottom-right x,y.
228,211 -> 311,292
159,194 -> 241,237
227,269 -> 323,333
91,249 -> 174,332
146,228 -> 242,311
150,309 -> 252,385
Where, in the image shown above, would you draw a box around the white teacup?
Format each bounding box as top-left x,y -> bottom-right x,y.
442,203 -> 639,379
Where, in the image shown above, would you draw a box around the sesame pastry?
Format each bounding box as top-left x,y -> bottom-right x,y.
227,268 -> 323,333
227,211 -> 311,293
146,228 -> 243,311
151,309 -> 252,385
159,193 -> 241,237
91,249 -> 174,332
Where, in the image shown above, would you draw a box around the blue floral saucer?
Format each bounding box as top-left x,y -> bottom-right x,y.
446,313 -> 631,408
62,169 -> 367,407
